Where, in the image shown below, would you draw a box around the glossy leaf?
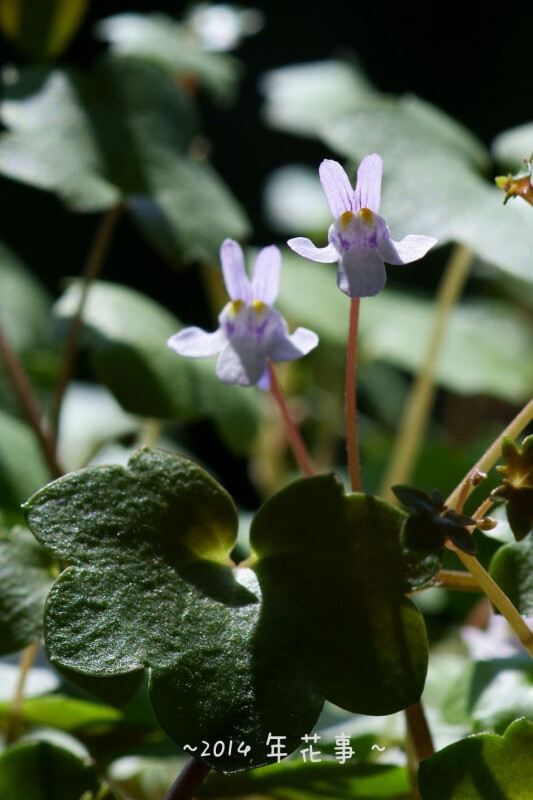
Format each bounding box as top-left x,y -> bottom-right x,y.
0,526 -> 54,654
95,13 -> 241,102
0,0 -> 88,60
492,122 -> 533,171
0,693 -> 122,732
489,535 -> 533,615
278,255 -> 533,402
260,60 -> 376,137
418,717 -> 533,799
53,280 -> 260,454
24,450 -> 428,772
0,739 -> 113,800
0,410 -> 50,510
0,241 -> 51,352
0,57 -> 249,263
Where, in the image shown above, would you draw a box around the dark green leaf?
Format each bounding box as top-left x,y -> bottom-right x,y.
0,57 -> 249,263
489,534 -> 533,615
0,410 -> 50,510
0,739 -> 103,800
95,13 -> 241,102
0,693 -> 123,732
0,0 -> 88,60
0,241 -> 51,352
418,717 -> 533,799
202,759 -> 411,799
24,451 -> 428,772
0,526 -> 54,654
52,280 -> 260,454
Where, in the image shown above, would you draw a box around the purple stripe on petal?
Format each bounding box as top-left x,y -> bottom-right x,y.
287,237 -> 339,263
167,326 -> 226,357
220,239 -> 252,302
251,245 -> 281,304
319,159 -> 355,217
354,154 -> 382,213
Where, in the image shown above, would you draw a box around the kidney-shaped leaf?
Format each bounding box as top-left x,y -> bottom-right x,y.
24,449 -> 428,773
0,57 -> 249,262
489,535 -> 533,615
0,526 -> 54,654
0,738 -> 115,800
418,717 -> 533,799
52,280 -> 259,454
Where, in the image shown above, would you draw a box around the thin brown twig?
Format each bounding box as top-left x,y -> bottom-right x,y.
5,641 -> 40,744
0,318 -> 63,478
164,757 -> 211,800
49,203 -> 123,441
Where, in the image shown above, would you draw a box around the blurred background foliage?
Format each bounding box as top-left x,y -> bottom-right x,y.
0,2 -> 533,797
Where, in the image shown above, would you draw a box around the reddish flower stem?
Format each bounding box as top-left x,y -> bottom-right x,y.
345,298 -> 361,492
164,757 -> 211,800
0,318 -> 63,478
268,362 -> 315,477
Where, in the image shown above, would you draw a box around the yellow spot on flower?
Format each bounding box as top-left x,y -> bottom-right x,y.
229,299 -> 244,315
252,299 -> 266,313
340,210 -> 355,228
358,207 -> 374,224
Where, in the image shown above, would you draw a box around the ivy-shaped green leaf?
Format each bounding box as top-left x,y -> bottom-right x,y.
0,738 -> 117,800
0,526 -> 54,654
491,435 -> 533,541
489,534 -> 533,615
52,280 -> 260,454
95,13 -> 241,102
0,56 -> 249,263
418,717 -> 533,799
24,449 -> 428,773
0,411 -> 51,511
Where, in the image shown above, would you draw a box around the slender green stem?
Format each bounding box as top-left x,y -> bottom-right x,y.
448,545 -> 533,657
50,203 -> 123,441
268,362 -> 315,477
5,641 -> 40,744
379,245 -> 472,502
0,318 -> 63,478
345,298 -> 361,492
433,569 -> 481,593
164,757 -> 211,800
443,402 -> 533,659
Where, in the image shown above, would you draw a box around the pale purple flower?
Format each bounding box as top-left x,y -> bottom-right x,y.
287,155 -> 437,298
167,239 -> 318,389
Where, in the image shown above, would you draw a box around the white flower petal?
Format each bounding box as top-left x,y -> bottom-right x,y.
354,154 -> 382,213
287,237 -> 339,263
251,244 -> 281,304
378,232 -> 438,265
220,238 -> 252,302
167,326 -> 226,357
337,248 -> 387,298
319,159 -> 355,217
216,339 -> 266,386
